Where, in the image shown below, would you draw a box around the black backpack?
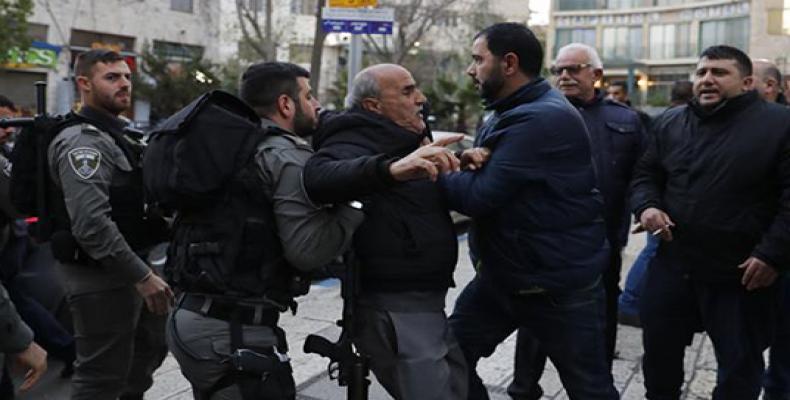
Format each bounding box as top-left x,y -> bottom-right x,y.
145,91 -> 311,301
9,113 -> 84,240
143,90 -> 265,209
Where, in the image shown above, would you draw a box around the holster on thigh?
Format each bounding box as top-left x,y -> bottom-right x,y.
199,315 -> 295,400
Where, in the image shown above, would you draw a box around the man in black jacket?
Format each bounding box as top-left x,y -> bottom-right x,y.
752,58 -> 790,400
631,45 -> 790,400
303,63 -> 472,400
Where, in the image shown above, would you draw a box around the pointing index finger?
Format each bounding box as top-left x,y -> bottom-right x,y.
431,134 -> 464,147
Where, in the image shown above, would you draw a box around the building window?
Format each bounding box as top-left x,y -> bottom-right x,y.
602,26 -> 643,62
654,0 -> 684,5
649,23 -> 691,59
607,0 -> 646,9
290,0 -> 318,15
28,23 -> 49,42
171,0 -> 193,13
556,0 -> 599,11
247,0 -> 264,11
554,28 -> 596,57
70,29 -> 136,53
699,17 -> 749,53
153,41 -> 204,62
236,0 -> 264,13
767,0 -> 790,35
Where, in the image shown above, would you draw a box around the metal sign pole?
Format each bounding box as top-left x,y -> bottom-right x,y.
348,34 -> 363,89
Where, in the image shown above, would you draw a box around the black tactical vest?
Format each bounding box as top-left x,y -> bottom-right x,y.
109,146 -> 155,252
166,160 -> 300,308
51,125 -> 165,253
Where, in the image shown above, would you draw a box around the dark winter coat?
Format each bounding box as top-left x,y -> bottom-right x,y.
440,78 -> 609,293
304,108 -> 458,293
569,90 -> 645,249
631,90 -> 790,280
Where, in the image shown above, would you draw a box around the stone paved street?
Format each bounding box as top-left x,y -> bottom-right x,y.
16,234 -> 732,399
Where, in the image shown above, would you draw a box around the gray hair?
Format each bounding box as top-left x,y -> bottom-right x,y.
557,43 -> 604,69
345,68 -> 381,109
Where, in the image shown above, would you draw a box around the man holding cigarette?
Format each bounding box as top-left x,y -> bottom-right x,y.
631,45 -> 790,399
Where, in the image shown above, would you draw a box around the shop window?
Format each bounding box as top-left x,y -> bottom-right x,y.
699,17 -> 749,53
554,28 -> 597,57
602,26 -> 643,62
649,23 -> 692,59
171,0 -> 193,13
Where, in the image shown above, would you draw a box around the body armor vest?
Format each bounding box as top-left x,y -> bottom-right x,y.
167,161 -> 300,308
52,127 -> 165,254
109,161 -> 152,251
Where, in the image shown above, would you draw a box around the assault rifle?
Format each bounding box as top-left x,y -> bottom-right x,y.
303,251 -> 370,400
0,81 -> 44,129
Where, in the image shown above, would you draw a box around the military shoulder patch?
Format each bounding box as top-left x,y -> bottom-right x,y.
81,124 -> 101,135
67,147 -> 102,179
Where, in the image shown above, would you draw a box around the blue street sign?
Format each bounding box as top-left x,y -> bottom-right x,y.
321,19 -> 392,34
321,7 -> 394,35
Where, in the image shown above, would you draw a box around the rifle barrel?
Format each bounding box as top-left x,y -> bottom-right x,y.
0,118 -> 35,128
35,81 -> 46,116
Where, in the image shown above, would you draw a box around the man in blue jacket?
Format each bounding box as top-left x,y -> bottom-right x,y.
508,42 -> 645,399
441,23 -> 618,400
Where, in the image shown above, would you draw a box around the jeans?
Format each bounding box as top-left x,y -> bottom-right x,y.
449,273 -> 618,400
508,247 -> 623,399
618,233 -> 659,317
640,249 -> 778,400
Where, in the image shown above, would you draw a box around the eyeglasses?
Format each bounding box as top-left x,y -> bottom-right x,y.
549,63 -> 592,76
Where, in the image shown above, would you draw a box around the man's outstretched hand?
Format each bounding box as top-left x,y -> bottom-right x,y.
389,134 -> 464,181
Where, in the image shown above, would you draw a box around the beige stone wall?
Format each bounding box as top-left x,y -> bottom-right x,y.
24,0 -> 222,113
749,0 -> 790,75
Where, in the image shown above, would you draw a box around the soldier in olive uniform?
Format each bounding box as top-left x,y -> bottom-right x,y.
165,62 -> 364,400
48,50 -> 173,400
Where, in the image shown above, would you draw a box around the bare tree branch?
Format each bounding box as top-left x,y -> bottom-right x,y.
364,0 -> 461,64
235,0 -> 283,61
363,32 -> 388,59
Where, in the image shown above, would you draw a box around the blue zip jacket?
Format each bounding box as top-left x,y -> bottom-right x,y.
569,90 -> 645,249
439,78 -> 608,293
